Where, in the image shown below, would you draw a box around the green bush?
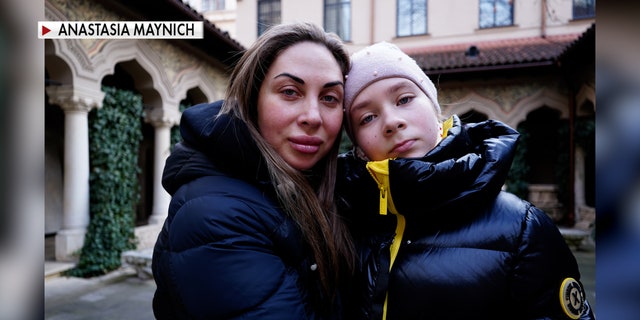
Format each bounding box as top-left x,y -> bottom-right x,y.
170,102 -> 189,151
555,117 -> 595,218
65,86 -> 143,277
506,125 -> 530,199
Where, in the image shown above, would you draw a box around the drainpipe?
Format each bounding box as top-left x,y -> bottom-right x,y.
370,0 -> 375,44
568,81 -> 576,227
541,0 -> 547,38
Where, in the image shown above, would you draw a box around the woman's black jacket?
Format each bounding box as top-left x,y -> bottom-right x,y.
152,101 -> 336,319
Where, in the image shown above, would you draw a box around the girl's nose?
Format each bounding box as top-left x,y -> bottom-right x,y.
384,116 -> 406,135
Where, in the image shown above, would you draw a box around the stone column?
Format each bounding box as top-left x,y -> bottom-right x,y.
573,146 -> 586,208
146,108 -> 180,225
47,85 -> 103,261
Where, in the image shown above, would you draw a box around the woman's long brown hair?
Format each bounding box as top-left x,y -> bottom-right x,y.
219,22 -> 356,301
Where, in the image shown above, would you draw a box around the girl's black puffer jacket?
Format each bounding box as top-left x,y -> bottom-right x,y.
337,116 -> 595,320
152,101 -> 335,319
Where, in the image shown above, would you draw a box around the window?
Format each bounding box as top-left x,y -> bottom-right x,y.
397,0 -> 427,37
202,0 -> 225,11
324,0 -> 351,41
573,0 -> 595,19
479,0 -> 514,29
258,0 -> 281,36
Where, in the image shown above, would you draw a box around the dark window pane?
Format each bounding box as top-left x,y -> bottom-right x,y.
573,0 -> 595,19
258,0 -> 281,36
397,0 -> 427,37
324,0 -> 351,41
479,0 -> 513,29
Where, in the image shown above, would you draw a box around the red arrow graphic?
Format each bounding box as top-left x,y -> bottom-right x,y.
42,25 -> 51,36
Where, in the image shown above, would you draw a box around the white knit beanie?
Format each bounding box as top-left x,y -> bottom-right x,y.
344,42 -> 441,142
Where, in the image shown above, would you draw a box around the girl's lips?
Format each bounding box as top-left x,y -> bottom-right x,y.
289,136 -> 323,154
390,139 -> 415,156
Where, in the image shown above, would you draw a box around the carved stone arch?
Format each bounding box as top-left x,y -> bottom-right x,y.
44,1 -> 91,86
506,88 -> 568,128
577,100 -> 595,118
90,40 -> 173,110
45,39 -> 105,110
576,83 -> 596,114
45,38 -> 102,89
442,92 -> 502,123
184,87 -> 209,106
45,0 -> 66,21
173,66 -> 222,107
45,40 -> 73,86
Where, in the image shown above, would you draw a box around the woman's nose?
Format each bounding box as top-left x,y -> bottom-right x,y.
299,100 -> 322,127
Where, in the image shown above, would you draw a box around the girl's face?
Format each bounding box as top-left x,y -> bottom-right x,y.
258,41 -> 344,171
349,77 -> 441,161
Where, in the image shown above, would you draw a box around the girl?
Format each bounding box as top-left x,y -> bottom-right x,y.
338,42 -> 594,320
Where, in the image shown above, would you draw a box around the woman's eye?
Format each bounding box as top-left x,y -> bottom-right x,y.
282,89 -> 297,97
321,95 -> 339,103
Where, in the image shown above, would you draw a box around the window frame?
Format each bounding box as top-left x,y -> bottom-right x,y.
324,0 -> 351,42
396,0 -> 428,37
202,0 -> 225,11
478,0 -> 515,29
572,0 -> 595,19
257,0 -> 281,36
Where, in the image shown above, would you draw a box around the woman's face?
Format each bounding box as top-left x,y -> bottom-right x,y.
258,41 -> 344,171
350,77 -> 440,161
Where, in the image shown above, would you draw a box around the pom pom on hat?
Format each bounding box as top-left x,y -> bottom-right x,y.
343,42 -> 440,142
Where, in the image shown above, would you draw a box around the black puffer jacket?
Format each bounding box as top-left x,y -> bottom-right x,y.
337,116 -> 594,320
152,101 -> 335,319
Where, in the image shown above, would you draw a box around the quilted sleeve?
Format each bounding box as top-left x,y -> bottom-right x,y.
510,201 -> 595,320
155,188 -> 313,319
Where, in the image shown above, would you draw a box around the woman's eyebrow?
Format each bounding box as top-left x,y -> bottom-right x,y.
274,73 -> 344,89
324,81 -> 344,88
275,72 -> 304,84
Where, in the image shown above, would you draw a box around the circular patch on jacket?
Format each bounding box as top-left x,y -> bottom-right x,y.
559,277 -> 585,319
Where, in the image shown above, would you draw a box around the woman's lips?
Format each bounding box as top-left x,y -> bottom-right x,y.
289,136 -> 323,154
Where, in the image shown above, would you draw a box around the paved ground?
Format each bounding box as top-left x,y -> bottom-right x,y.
574,249 -> 596,314
44,249 -> 596,319
45,267 -> 155,320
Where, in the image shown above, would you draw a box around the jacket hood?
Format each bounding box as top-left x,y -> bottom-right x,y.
162,101 -> 270,195
338,115 -> 519,223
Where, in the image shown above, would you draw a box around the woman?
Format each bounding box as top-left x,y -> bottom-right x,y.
152,22 -> 356,319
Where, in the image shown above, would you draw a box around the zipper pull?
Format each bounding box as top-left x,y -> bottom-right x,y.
379,186 -> 388,215
367,159 -> 391,216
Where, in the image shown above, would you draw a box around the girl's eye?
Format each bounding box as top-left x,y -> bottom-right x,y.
398,96 -> 412,105
360,114 -> 375,125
